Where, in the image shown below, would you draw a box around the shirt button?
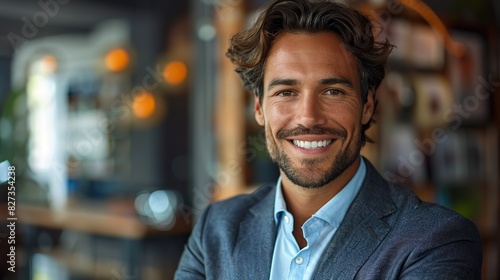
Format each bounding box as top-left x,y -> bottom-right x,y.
295,256 -> 304,265
284,215 -> 290,224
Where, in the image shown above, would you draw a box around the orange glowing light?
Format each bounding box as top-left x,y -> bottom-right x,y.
133,91 -> 156,119
105,48 -> 130,72
163,61 -> 187,85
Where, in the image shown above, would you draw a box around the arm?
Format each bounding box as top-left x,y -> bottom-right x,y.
174,205 -> 211,280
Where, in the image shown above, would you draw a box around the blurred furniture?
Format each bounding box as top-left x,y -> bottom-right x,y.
18,202 -> 191,279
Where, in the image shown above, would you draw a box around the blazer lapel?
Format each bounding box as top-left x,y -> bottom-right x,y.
233,185 -> 277,279
315,160 -> 396,280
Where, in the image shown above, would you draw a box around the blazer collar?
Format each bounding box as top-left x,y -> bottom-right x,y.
314,158 -> 396,279
233,185 -> 277,279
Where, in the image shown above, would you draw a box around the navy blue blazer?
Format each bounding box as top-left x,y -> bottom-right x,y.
175,160 -> 482,279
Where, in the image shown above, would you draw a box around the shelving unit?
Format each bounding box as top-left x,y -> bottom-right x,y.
371,7 -> 498,278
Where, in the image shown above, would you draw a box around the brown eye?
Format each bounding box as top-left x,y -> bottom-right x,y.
325,89 -> 344,95
276,91 -> 294,96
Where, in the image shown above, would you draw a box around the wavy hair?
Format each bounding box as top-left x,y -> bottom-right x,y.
226,0 -> 393,145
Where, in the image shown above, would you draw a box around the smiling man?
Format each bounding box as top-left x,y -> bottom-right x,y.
174,0 -> 482,279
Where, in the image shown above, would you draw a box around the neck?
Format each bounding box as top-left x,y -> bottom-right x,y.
280,157 -> 360,227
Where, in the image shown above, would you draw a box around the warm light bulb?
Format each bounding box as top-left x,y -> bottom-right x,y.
163,61 -> 187,85
133,91 -> 156,119
105,48 -> 130,72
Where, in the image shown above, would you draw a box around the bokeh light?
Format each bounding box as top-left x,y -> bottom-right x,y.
40,55 -> 57,74
104,47 -> 130,72
132,91 -> 156,119
134,190 -> 181,230
162,61 -> 187,85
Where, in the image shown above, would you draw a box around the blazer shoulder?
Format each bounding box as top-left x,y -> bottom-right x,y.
204,184 -> 275,221
361,159 -> 481,241
386,184 -> 482,279
385,181 -> 481,243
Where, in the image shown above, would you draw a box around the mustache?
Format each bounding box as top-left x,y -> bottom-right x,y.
277,125 -> 347,139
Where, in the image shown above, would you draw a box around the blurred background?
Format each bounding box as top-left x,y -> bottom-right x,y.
0,0 -> 498,279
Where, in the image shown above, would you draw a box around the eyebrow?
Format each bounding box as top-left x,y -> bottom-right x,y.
267,78 -> 298,91
318,77 -> 354,89
266,77 -> 355,91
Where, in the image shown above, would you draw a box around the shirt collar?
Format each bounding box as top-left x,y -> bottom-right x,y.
273,157 -> 367,227
273,175 -> 287,224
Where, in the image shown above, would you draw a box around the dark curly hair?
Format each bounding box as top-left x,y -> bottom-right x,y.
226,0 -> 393,145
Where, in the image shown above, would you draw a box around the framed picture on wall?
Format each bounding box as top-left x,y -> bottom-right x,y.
409,24 -> 445,70
431,130 -> 467,184
380,124 -> 428,184
447,30 -> 490,125
412,74 -> 453,129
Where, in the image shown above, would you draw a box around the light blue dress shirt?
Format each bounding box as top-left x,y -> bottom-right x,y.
269,158 -> 366,280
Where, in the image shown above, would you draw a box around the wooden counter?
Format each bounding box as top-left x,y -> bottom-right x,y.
16,202 -> 192,239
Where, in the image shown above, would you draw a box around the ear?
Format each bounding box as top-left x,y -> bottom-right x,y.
254,95 -> 265,126
361,90 -> 375,125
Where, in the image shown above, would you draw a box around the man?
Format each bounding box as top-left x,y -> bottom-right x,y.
175,0 -> 482,279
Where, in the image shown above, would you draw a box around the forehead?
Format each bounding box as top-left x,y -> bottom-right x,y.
263,32 -> 359,88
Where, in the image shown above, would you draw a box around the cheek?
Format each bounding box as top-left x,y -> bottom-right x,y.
264,103 -> 291,131
339,99 -> 363,114
331,103 -> 363,131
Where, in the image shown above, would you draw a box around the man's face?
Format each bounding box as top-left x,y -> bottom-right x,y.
254,32 -> 374,189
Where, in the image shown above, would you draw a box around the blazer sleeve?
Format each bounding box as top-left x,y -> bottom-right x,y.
400,214 -> 483,280
174,205 -> 211,280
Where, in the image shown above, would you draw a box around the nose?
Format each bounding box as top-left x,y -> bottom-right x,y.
296,92 -> 327,127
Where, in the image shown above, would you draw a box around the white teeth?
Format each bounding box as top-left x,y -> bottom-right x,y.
292,140 -> 333,149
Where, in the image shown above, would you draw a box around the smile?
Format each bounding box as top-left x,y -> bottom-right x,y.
292,139 -> 333,149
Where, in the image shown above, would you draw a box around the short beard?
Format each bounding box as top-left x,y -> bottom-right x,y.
267,125 -> 362,189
